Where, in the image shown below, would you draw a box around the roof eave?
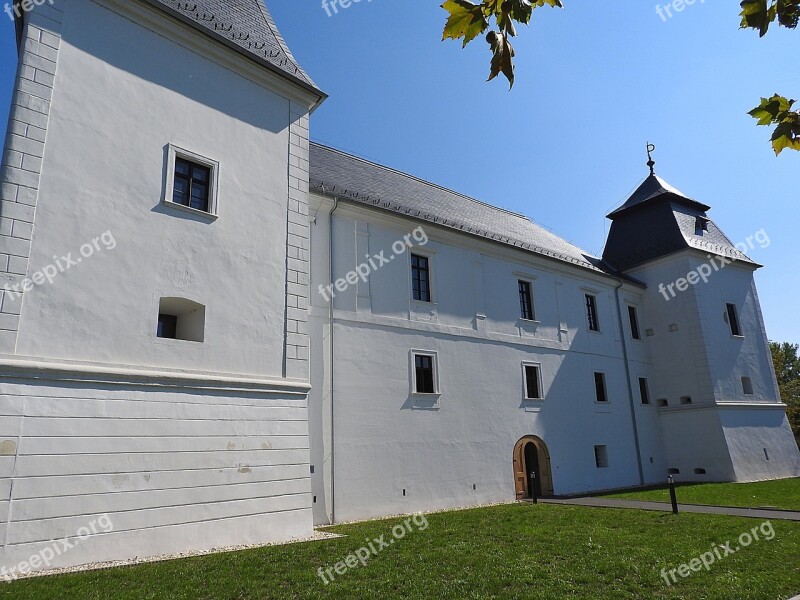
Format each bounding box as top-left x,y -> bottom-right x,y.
607,193 -> 711,220
310,184 -> 629,282
140,0 -> 327,110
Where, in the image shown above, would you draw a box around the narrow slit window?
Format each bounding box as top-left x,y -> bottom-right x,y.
519,280 -> 534,320
586,294 -> 599,331
414,354 -> 436,394
628,306 -> 641,340
594,372 -> 608,403
742,377 -> 754,395
638,377 -> 650,405
411,254 -> 431,302
594,445 -> 609,468
726,303 -> 742,336
524,364 -> 542,400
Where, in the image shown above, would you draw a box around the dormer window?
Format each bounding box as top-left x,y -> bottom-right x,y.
695,216 -> 710,236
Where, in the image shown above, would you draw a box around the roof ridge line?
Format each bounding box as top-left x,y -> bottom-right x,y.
309,141 -> 530,221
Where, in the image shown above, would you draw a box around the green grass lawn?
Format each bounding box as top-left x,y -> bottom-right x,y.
605,477 -> 800,511
2,503 -> 799,599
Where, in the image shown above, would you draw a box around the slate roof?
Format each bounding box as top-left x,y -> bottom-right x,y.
602,174 -> 757,271
309,143 -> 608,275
143,0 -> 324,99
607,174 -> 710,219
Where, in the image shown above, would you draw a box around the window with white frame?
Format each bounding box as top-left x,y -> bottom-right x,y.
523,363 -> 543,400
164,145 -> 219,217
412,352 -> 438,394
594,372 -> 608,403
628,305 -> 641,340
411,254 -> 432,302
726,302 -> 742,337
518,280 -> 535,321
585,293 -> 600,331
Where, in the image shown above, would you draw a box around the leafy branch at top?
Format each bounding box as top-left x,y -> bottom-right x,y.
441,0 -> 564,88
740,0 -> 799,154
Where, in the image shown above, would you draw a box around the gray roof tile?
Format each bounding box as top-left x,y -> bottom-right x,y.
144,0 -> 323,97
309,143 -> 607,274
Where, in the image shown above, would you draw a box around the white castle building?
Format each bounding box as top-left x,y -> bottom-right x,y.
0,0 -> 797,576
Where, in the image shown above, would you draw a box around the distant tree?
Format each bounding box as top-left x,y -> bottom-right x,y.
770,341 -> 800,443
441,0 -> 799,154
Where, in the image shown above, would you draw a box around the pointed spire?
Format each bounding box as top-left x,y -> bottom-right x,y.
646,143 -> 656,176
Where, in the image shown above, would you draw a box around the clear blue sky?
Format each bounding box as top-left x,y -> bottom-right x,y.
0,1 -> 797,342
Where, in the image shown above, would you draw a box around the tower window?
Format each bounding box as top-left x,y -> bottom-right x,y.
585,294 -> 599,331
726,303 -> 742,337
173,157 -> 211,212
523,364 -> 542,400
628,306 -> 641,340
742,377 -> 754,395
594,372 -> 608,403
164,145 -> 219,217
519,280 -> 535,320
413,353 -> 437,394
156,297 -> 206,342
411,254 -> 431,302
594,445 -> 609,468
638,378 -> 650,405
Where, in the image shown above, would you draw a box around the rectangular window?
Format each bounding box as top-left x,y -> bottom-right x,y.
638,377 -> 650,405
157,313 -> 178,339
411,254 -> 431,302
742,376 -> 754,395
726,303 -> 742,336
524,364 -> 542,400
414,354 -> 436,394
519,280 -> 534,320
594,445 -> 609,468
173,157 -> 211,212
586,294 -> 599,331
594,372 -> 608,403
628,306 -> 641,340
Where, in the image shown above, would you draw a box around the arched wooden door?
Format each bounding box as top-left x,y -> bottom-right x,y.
513,436 -> 554,499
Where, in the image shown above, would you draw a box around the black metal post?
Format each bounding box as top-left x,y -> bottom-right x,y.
668,475 -> 678,514
529,470 -> 538,504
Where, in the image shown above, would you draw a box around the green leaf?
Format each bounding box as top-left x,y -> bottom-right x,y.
750,95 -> 800,155
771,121 -> 800,155
486,31 -> 516,88
442,0 -> 489,47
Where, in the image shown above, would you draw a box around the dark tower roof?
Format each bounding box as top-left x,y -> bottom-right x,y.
607,174 -> 710,220
602,174 -> 757,272
143,0 -> 325,102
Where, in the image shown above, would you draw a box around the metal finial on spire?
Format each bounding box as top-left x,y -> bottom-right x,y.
646,143 -> 656,176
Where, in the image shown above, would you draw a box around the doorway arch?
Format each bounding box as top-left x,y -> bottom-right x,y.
513,436 -> 553,499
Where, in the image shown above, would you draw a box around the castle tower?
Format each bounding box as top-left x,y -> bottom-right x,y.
603,163 -> 800,482
0,0 -> 324,574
